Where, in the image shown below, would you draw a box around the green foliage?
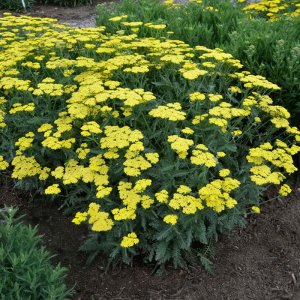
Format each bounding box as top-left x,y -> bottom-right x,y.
0,0 -> 35,11
0,207 -> 73,299
96,0 -> 245,48
224,16 -> 300,125
37,0 -> 94,7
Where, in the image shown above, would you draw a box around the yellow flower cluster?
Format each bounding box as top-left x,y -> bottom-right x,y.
247,141 -> 300,185
163,214 -> 178,225
9,103 -> 35,114
33,78 -> 64,97
199,178 -> 241,212
0,96 -> 6,128
44,184 -> 61,195
144,23 -> 167,30
81,121 -> 102,137
120,232 -> 139,248
279,184 -> 292,196
100,126 -> 143,150
191,144 -> 217,168
15,132 -> 35,151
169,185 -> 204,214
235,72 -> 281,90
189,92 -> 206,101
73,203 -> 114,232
180,61 -> 208,80
112,179 -> 154,220
149,103 -> 186,121
251,206 -> 261,214
167,135 -> 194,159
0,155 -> 8,170
243,0 -> 300,20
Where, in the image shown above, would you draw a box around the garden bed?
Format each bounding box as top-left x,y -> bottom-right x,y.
1,1 -> 300,299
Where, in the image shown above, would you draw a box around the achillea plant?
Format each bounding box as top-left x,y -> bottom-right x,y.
0,13 -> 299,268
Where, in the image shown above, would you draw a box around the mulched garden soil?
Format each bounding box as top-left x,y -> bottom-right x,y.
1,2 -> 300,299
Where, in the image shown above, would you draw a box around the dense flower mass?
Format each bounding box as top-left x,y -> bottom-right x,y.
0,13 -> 299,266
241,0 -> 300,20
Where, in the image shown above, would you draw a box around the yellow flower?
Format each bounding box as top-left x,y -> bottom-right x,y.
163,214 -> 178,225
251,206 -> 260,214
0,155 -> 9,171
189,92 -> 206,101
279,184 -> 292,197
45,184 -> 61,195
181,127 -> 194,135
155,190 -> 169,203
219,169 -> 230,177
149,103 -> 186,121
72,212 -> 88,225
120,232 -> 139,248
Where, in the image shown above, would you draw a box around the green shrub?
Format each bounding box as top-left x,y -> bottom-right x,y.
37,0 -> 94,7
0,0 -> 35,11
0,206 -> 72,299
223,16 -> 300,125
96,0 -> 245,48
0,15 -> 299,269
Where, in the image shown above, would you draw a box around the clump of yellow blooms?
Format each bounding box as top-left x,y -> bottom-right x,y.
120,232 -> 139,248
279,184 -> 292,196
149,103 -> 186,121
251,206 -> 261,214
242,0 -> 300,21
44,184 -> 61,195
0,14 -> 299,261
191,144 -> 217,168
163,214 -> 178,225
167,135 -> 194,159
0,155 -> 9,170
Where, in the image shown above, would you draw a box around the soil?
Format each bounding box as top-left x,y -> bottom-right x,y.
0,0 -> 111,28
2,1 -> 300,300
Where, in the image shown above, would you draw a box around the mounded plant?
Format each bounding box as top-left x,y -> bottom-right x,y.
0,207 -> 72,299
0,14 -> 299,268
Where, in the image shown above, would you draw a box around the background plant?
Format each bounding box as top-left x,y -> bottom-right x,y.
224,15 -> 300,126
0,0 -> 35,11
0,206 -> 72,299
96,0 -> 245,48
